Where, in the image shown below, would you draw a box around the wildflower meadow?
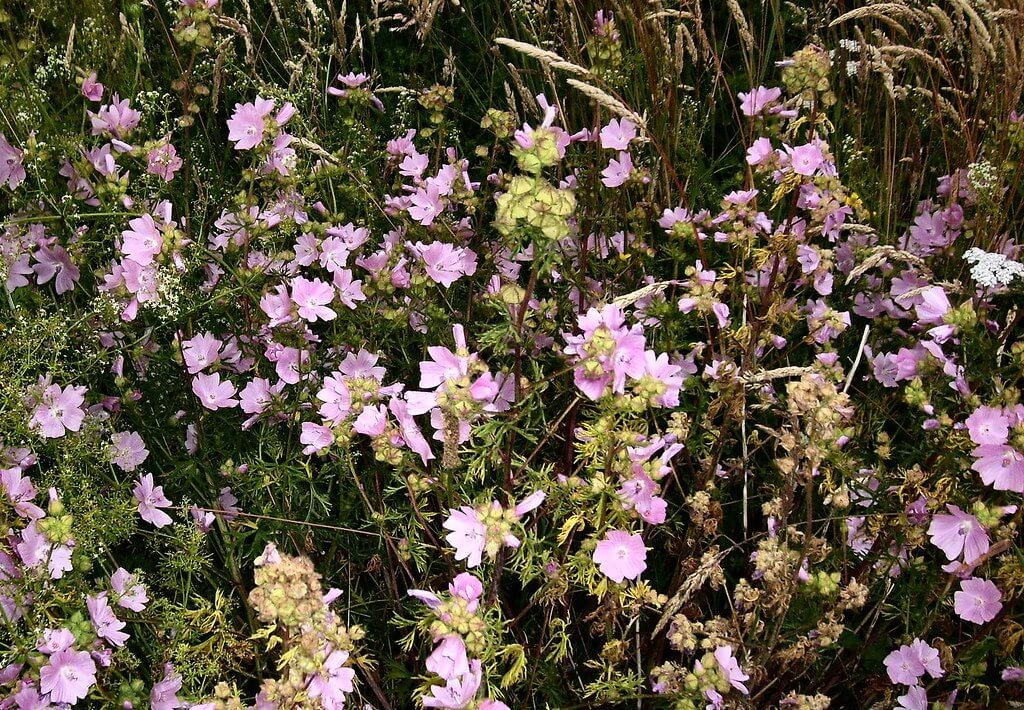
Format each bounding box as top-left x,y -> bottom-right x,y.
1,0 -> 1023,707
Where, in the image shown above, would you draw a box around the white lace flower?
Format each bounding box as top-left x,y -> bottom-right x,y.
964,247 -> 1024,288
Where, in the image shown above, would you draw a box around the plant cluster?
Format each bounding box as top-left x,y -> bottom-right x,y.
0,0 -> 1022,707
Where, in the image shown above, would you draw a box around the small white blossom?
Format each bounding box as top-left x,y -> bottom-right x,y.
964,247 -> 1024,288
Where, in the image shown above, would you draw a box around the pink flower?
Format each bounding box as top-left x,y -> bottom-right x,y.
564,304 -> 646,401
965,406 -> 1010,445
954,577 -> 1002,624
181,332 -> 222,374
638,351 -> 684,407
260,284 -> 295,326
29,382 -> 87,439
713,646 -> 749,694
17,521 -> 72,578
0,133 -> 26,189
109,430 -> 149,471
593,530 -> 647,583
927,505 -> 989,564
443,506 -> 486,568
738,86 -> 782,116
426,635 -> 471,680
227,96 -> 275,150
421,658 -> 483,709
618,473 -> 667,524
87,593 -> 129,647
896,686 -> 928,710
291,276 -> 337,322
32,245 -> 80,294
317,374 -> 352,424
307,650 -> 356,707
147,142 -> 183,181
914,286 -> 951,325
746,137 -> 774,166
300,422 -> 334,455
333,268 -> 366,309
239,377 -> 279,416
601,151 -> 634,188
599,117 -> 637,150
81,72 -> 104,101
121,214 -> 164,265
413,241 -> 478,287
786,143 -> 824,176
971,444 -> 1024,492
400,151 -> 429,178
191,372 -> 239,410
389,396 -> 434,464
884,639 -> 943,686
150,665 -> 184,710
1,468 -> 44,519
39,648 -> 97,704
409,184 -> 444,225
110,567 -> 149,611
89,95 -> 140,138
133,473 -> 173,528
513,490 -> 546,517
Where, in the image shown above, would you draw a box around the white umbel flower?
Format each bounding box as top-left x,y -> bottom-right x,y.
964,247 -> 1024,288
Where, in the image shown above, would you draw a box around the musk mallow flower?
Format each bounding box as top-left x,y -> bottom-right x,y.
617,472 -> 667,525
896,686 -> 928,710
412,241 -> 478,288
713,645 -> 750,694
38,648 -> 97,704
109,430 -> 149,472
110,568 -> 148,611
1,468 -> 44,519
592,529 -> 647,583
306,650 -> 356,708
884,639 -> 943,686
633,351 -> 684,408
927,504 -> 989,564
226,96 -> 293,150
965,405 -> 1010,445
81,71 -> 104,101
290,276 -> 337,322
408,572 -> 484,613
147,142 -> 183,182
913,286 -> 951,325
0,133 -> 26,189
421,658 -> 484,709
599,117 -> 637,150
181,332 -> 223,374
971,444 -> 1024,493
746,136 -> 774,166
601,151 -> 634,188
300,421 -> 334,455
29,381 -> 87,439
150,664 -> 184,710
191,372 -> 239,410
426,635 -> 471,680
563,304 -> 646,401
88,94 -> 141,138
954,577 -> 1002,624
133,473 -> 174,528
87,593 -> 129,647
32,244 -> 81,294
16,521 -> 73,579
785,142 -> 825,177
408,184 -> 444,225
738,86 -> 782,116
443,491 -> 545,568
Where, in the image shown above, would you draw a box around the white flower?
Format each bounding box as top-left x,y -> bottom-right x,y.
964,248 -> 1024,288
